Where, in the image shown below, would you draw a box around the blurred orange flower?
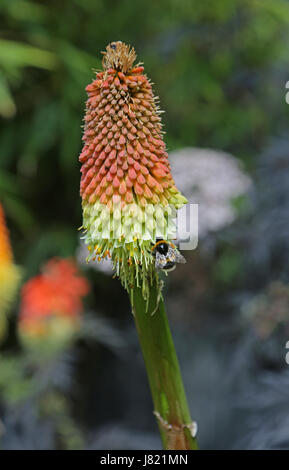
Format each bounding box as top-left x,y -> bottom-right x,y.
0,203 -> 13,265
0,204 -> 21,334
19,258 -> 90,341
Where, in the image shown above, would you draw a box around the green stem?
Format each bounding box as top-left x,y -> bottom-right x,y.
130,278 -> 198,450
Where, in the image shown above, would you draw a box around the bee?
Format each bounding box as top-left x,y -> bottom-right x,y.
152,239 -> 186,272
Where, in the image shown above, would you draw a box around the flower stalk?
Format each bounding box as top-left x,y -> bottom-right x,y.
131,280 -> 198,450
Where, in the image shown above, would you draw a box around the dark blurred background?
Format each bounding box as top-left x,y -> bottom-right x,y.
1,0 -> 289,450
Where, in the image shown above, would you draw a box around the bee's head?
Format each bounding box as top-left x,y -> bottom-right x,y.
152,240 -> 169,256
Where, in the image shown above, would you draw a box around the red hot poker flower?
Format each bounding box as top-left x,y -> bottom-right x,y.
79,41 -> 187,296
0,203 -> 21,319
19,258 -> 90,340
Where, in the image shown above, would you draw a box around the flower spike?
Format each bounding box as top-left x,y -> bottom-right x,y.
79,41 -> 187,297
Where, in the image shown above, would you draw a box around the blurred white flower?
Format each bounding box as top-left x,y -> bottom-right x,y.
170,147 -> 252,237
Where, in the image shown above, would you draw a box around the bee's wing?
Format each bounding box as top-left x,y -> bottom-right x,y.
167,246 -> 186,264
155,252 -> 168,270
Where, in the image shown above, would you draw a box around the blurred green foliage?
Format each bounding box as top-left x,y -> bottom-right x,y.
1,0 -> 289,450
1,0 -> 289,277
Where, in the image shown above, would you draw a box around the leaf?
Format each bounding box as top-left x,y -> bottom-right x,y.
1,194 -> 36,234
0,39 -> 57,70
0,73 -> 16,117
0,169 -> 20,196
0,0 -> 47,23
